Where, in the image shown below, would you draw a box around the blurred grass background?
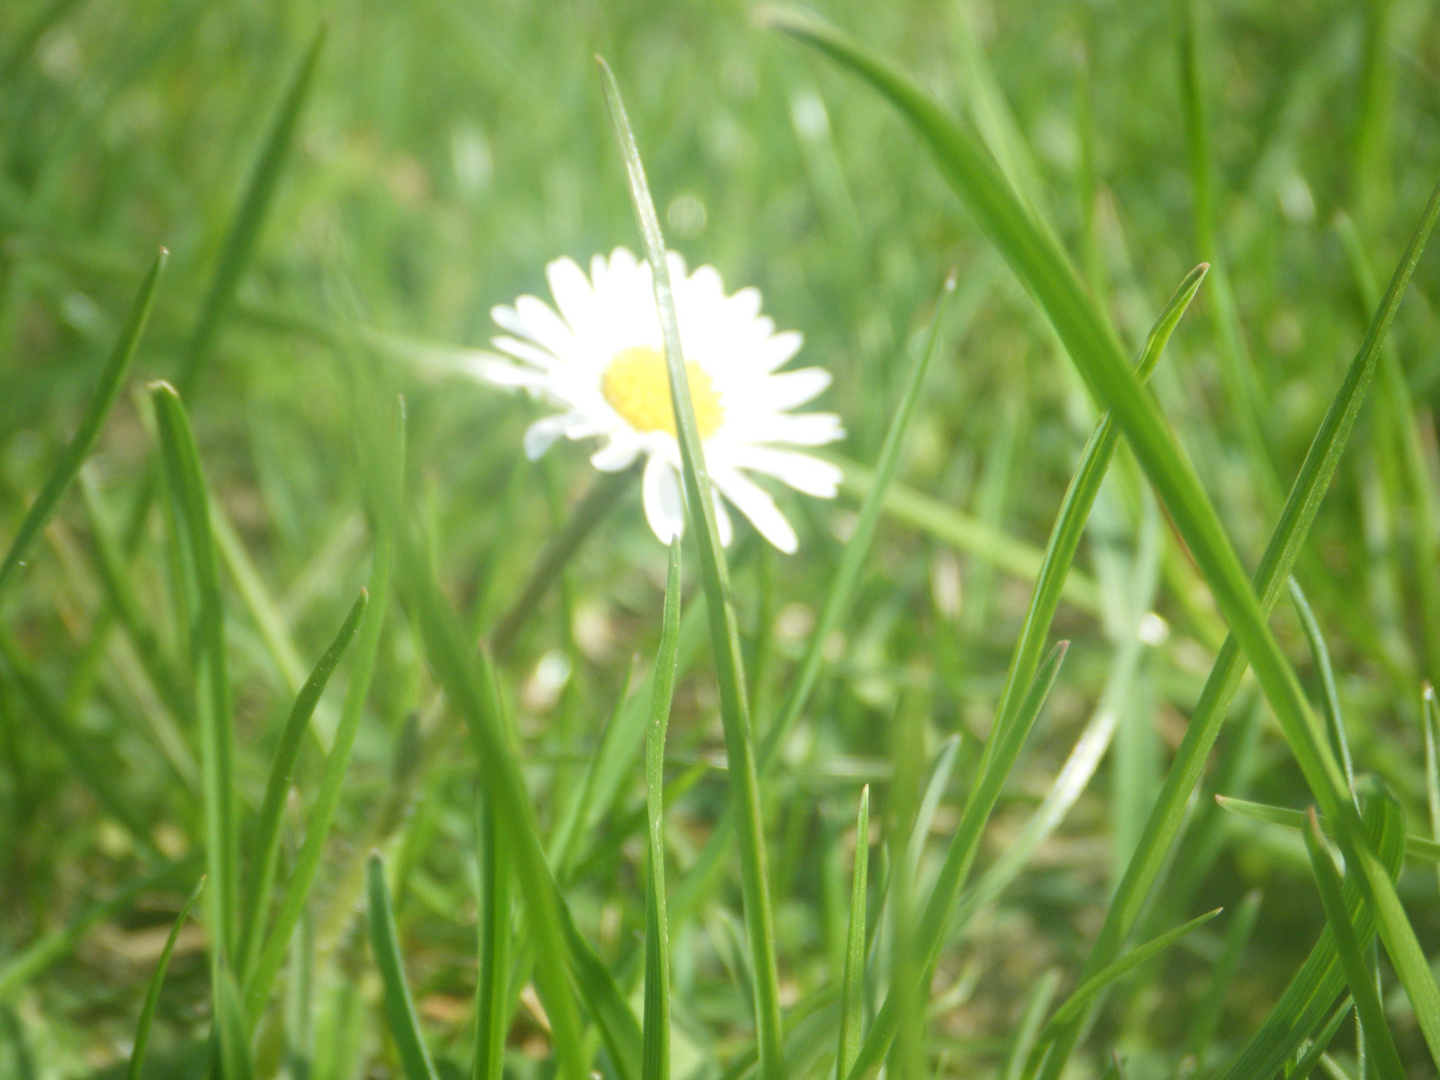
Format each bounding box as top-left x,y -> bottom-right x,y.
2,0 -> 1440,1077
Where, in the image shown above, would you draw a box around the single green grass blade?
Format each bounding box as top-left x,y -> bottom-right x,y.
126,875 -> 205,1080
366,853 -> 441,1080
0,856 -> 195,1000
1217,792 -> 1404,1080
1214,795 -> 1440,863
1424,685 -> 1440,892
238,588 -> 368,981
843,642 -> 1068,1080
643,540 -> 683,1080
837,785 -> 870,1080
0,248 -> 164,597
1302,810 -> 1406,1080
215,959 -> 256,1080
244,398 -> 396,1021
1040,907 -> 1222,1037
1290,578 -> 1356,795
598,56 -> 784,1080
473,794 -> 513,1080
150,381 -> 237,961
1179,890 -> 1262,1074
175,28 -> 324,393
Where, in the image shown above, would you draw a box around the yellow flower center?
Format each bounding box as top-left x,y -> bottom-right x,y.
600,345 -> 724,440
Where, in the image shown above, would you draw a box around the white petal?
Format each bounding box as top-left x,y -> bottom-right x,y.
524,415 -> 571,460
711,487 -> 733,547
546,257 -> 602,343
756,330 -> 804,372
491,335 -> 564,371
755,367 -> 832,410
590,434 -> 640,472
642,455 -> 686,544
491,304 -> 530,338
726,445 -> 841,497
711,466 -> 798,553
749,412 -> 845,447
514,295 -> 580,359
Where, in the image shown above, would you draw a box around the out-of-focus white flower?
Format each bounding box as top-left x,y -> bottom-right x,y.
482,247 -> 844,553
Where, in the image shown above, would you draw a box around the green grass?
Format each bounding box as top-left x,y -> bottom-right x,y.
2,2 -> 1440,1079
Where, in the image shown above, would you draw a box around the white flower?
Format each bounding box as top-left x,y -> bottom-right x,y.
483,247 -> 844,554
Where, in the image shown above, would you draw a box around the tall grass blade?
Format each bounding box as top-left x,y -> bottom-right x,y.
0,248 -> 164,597
238,588 -> 369,980
1290,579 -> 1355,795
1302,810 -> 1405,1080
473,794 -> 513,1080
598,56 -> 785,1080
176,29 -> 325,392
1425,686 -> 1440,891
215,959 -> 255,1080
367,853 -> 441,1080
643,540 -> 683,1080
150,382 -> 237,960
126,875 -> 205,1080
837,785 -> 870,1080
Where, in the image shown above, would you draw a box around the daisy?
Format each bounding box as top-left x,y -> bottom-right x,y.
483,247 -> 844,554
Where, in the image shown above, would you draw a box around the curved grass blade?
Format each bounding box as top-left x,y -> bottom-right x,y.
1289,999 -> 1355,1080
151,382 -> 237,960
643,540 -> 683,1080
1302,810 -> 1405,1080
1290,578 -> 1355,795
0,248 -> 164,597
1001,970 -> 1061,1080
1217,790 -> 1404,1080
238,588 -> 369,980
837,785 -> 870,1080
764,12 -> 1440,1073
598,56 -> 784,1080
367,853 -> 440,1080
1215,795 -> 1440,863
126,875 -> 205,1080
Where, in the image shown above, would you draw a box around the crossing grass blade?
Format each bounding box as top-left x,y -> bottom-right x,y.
367,853 -> 441,1080
150,382 -> 237,961
837,785 -> 870,1080
126,875 -> 205,1080
237,588 -> 369,980
598,56 -> 785,1080
1288,999 -> 1355,1080
1302,810 -> 1406,1080
643,540 -> 683,1080
763,13 -> 1440,1075
1217,791 -> 1404,1080
1214,795 -> 1440,863
1290,579 -> 1356,795
0,248 -> 164,597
